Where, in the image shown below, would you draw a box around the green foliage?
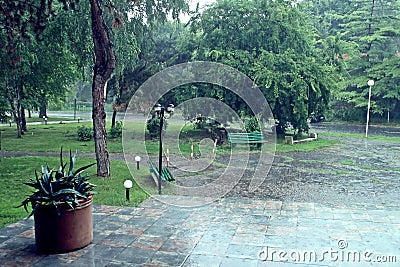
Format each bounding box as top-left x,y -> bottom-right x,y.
77,125 -> 93,141
244,117 -> 260,133
18,149 -> 96,218
302,0 -> 400,121
186,0 -> 335,134
146,116 -> 168,140
109,121 -> 123,138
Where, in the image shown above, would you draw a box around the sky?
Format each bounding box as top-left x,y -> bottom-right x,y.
180,0 -> 216,23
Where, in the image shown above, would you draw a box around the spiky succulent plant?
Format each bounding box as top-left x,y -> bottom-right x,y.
19,149 -> 96,217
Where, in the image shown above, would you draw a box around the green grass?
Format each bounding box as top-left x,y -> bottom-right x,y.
323,131 -> 400,143
275,137 -> 338,152
25,117 -> 75,123
0,156 -> 149,228
0,122 -> 136,153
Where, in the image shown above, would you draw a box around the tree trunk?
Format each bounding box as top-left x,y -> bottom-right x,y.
7,83 -> 23,138
111,110 -> 117,128
39,93 -> 47,118
28,109 -> 32,118
21,106 -> 27,132
89,0 -> 116,177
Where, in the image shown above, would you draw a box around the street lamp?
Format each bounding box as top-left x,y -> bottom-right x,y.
74,98 -> 77,120
365,79 -> 374,138
123,179 -> 133,201
153,103 -> 174,195
135,156 -> 141,170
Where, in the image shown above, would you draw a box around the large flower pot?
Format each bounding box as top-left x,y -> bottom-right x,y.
34,196 -> 93,254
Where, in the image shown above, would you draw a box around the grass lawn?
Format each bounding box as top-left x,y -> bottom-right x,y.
0,156 -> 149,228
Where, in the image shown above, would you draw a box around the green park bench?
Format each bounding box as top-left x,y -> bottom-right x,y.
227,132 -> 265,146
148,158 -> 175,182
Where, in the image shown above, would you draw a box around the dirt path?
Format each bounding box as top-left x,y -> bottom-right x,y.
224,123 -> 400,206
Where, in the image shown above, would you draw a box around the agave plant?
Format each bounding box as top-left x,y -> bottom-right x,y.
19,149 -> 97,218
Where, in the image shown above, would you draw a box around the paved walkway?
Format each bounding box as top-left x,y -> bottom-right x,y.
0,196 -> 399,266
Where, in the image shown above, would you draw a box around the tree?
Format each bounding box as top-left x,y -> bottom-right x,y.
302,0 -> 400,121
186,0 -> 337,134
88,0 -> 188,176
1,0 -> 188,176
0,0 -> 83,137
107,21 -> 191,126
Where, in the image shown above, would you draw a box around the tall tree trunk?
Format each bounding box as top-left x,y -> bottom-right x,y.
28,109 -> 32,118
39,92 -> 47,118
21,106 -> 27,132
111,110 -> 117,128
90,0 -> 116,177
7,80 -> 23,138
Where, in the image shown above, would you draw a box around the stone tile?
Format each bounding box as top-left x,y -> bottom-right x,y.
199,228 -> 235,244
225,244 -> 263,260
220,256 -> 259,267
150,251 -> 187,266
350,211 -> 371,221
281,202 -> 300,211
267,225 -> 297,236
237,223 -> 267,235
182,254 -> 223,267
100,233 -> 137,247
231,231 -> 265,246
241,214 -> 271,225
191,241 -> 229,256
70,257 -> 111,267
158,238 -> 196,254
268,216 -> 298,228
82,244 -> 124,260
115,246 -> 155,264
264,235 -> 297,248
367,210 -> 391,223
130,234 -> 168,250
264,200 -> 283,210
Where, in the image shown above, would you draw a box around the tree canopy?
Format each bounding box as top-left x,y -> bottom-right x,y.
180,0 -> 338,134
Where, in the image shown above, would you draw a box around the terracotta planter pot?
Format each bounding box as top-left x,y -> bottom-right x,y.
34,196 -> 93,254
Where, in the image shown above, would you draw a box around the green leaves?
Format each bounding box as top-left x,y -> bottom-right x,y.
18,149 -> 96,218
187,0 -> 334,134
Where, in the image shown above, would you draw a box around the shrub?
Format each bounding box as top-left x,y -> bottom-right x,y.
77,125 -> 93,141
146,117 -> 167,140
244,117 -> 260,133
109,121 -> 123,138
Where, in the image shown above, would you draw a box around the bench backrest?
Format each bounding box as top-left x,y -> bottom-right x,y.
228,132 -> 263,142
148,159 -> 174,181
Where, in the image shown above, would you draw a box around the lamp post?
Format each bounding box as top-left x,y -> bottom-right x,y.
153,103 -> 174,195
123,179 -> 133,201
74,98 -> 77,120
135,156 -> 141,170
365,79 -> 374,138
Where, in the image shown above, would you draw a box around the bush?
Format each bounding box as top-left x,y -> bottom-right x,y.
244,117 -> 260,133
77,125 -> 93,141
109,121 -> 123,138
146,116 -> 167,140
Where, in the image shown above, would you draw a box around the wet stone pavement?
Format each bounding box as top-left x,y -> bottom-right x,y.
0,196 -> 399,266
